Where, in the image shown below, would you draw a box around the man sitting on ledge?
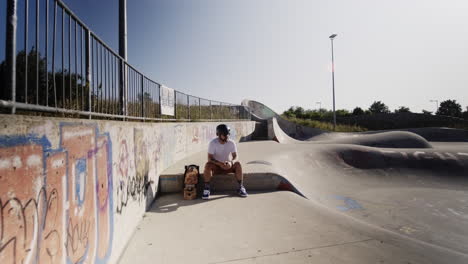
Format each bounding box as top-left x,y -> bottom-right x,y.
203,124 -> 248,199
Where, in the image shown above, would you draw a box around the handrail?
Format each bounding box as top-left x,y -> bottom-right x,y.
1,0 -> 252,122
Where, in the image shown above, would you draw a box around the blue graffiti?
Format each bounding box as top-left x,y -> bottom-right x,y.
334,195 -> 364,211
75,158 -> 87,207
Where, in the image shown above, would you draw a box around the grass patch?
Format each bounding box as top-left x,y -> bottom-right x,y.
284,116 -> 367,132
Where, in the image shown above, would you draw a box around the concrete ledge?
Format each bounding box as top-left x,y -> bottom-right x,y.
159,172 -> 303,197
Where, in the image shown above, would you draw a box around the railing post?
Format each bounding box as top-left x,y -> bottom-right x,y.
199,97 -> 201,120
122,61 -> 128,119
141,75 -> 144,119
86,30 -> 92,119
36,0 -> 40,105
187,94 -> 190,120
210,100 -> 212,120
119,62 -> 124,116
5,0 -> 17,114
158,84 -> 162,118
174,91 -> 177,119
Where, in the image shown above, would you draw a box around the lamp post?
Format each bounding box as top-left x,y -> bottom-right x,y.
119,0 -> 127,116
329,34 -> 337,130
316,101 -> 322,110
430,99 -> 438,114
119,0 -> 127,60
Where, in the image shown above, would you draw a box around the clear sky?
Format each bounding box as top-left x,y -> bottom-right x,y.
2,0 -> 468,113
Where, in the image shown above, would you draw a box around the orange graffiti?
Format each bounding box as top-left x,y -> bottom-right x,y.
0,124 -> 113,264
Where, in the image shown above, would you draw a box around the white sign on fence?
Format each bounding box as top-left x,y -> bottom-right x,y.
160,85 -> 175,116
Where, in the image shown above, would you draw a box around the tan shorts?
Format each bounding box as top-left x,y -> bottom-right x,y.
204,162 -> 237,174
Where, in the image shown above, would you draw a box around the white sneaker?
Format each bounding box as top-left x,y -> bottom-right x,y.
202,188 -> 210,200
238,186 -> 248,197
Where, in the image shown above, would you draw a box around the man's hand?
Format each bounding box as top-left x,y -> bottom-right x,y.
221,161 -> 232,170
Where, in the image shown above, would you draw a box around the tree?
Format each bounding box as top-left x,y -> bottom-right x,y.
0,49 -> 88,110
303,109 -> 314,119
336,109 -> 350,117
463,106 -> 468,120
283,106 -> 296,118
368,101 -> 390,114
436,100 -> 462,117
352,107 -> 364,115
294,106 -> 305,118
394,106 -> 411,113
422,110 -> 432,115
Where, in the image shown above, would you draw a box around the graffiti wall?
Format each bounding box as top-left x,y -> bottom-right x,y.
0,124 -> 113,264
0,115 -> 255,264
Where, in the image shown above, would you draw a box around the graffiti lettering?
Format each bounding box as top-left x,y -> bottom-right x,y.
0,124 -> 113,264
116,129 -> 151,214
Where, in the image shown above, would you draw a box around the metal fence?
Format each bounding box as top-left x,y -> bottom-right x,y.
0,0 -> 251,121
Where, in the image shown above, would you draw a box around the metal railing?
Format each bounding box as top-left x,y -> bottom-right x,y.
0,0 -> 251,121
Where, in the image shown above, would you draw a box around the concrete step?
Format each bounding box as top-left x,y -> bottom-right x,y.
158,172 -> 303,197
250,136 -> 270,140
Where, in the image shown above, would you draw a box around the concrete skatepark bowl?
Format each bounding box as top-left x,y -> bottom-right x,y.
119,100 -> 468,264
0,90 -> 464,264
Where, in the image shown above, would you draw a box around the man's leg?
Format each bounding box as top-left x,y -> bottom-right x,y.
203,162 -> 215,185
233,162 -> 248,197
202,162 -> 217,199
232,162 -> 243,183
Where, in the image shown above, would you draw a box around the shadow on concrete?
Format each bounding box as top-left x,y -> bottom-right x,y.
331,145 -> 468,176
145,184 -> 156,211
148,191 -> 278,214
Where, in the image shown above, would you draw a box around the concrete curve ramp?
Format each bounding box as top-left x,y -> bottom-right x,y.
243,99 -> 468,143
242,99 -> 325,140
270,116 -> 433,148
243,99 -> 468,148
258,141 -> 468,261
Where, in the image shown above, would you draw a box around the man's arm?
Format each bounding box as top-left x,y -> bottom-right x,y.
208,153 -> 224,167
208,153 -> 232,170
230,141 -> 238,165
231,152 -> 238,164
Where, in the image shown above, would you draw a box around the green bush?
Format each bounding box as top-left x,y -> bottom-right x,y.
284,116 -> 367,132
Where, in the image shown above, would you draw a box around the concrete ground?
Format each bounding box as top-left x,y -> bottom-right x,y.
119,139 -> 468,264
120,192 -> 432,264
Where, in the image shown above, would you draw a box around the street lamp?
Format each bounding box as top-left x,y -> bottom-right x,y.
316,101 -> 322,110
119,0 -> 128,116
329,34 -> 338,130
430,100 -> 438,114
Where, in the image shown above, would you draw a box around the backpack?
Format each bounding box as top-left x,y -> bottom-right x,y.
183,165 -> 199,200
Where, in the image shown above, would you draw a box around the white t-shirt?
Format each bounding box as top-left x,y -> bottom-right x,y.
208,138 -> 237,162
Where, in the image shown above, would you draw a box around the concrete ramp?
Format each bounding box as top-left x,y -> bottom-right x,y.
242,99 -> 325,140
270,117 -> 433,148
121,140 -> 468,264
269,117 -> 303,144
242,99 -> 468,143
